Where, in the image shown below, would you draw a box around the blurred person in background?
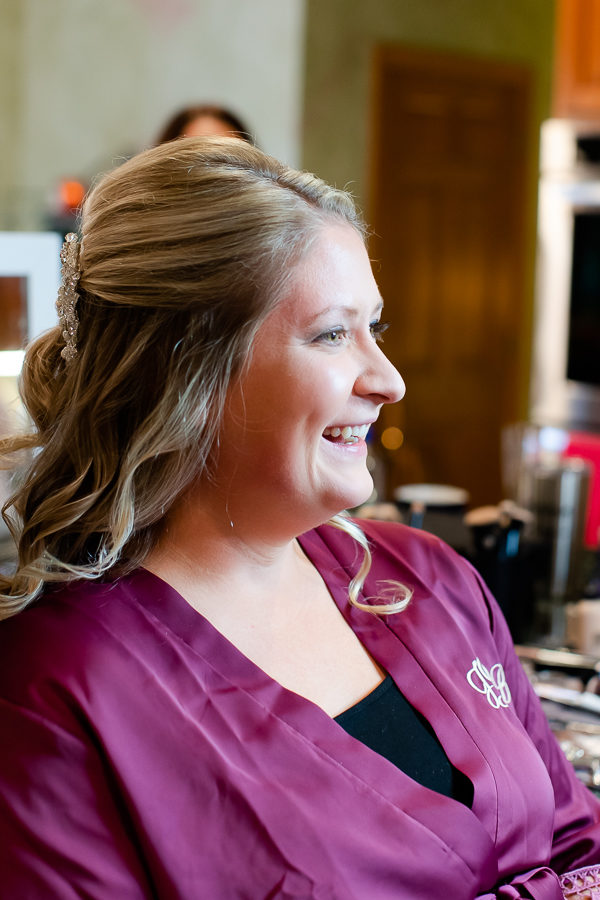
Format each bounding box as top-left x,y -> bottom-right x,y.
154,103 -> 254,145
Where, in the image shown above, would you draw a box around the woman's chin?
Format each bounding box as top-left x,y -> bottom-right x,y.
322,479 -> 375,518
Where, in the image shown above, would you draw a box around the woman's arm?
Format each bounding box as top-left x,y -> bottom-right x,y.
0,695 -> 154,899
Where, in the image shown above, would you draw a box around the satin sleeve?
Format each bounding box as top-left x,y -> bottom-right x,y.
0,695 -> 153,899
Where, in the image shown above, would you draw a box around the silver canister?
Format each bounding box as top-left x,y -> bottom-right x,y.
521,457 -> 591,642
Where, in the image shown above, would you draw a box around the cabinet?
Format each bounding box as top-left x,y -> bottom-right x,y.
554,0 -> 600,118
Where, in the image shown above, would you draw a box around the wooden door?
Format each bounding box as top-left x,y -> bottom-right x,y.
368,46 -> 531,507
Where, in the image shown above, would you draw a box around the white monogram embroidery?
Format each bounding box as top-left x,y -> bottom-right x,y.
466,658 -> 512,709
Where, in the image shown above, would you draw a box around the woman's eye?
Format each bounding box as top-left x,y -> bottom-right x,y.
316,328 -> 346,344
370,320 -> 390,343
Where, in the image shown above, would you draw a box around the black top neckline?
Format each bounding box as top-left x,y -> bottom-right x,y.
335,673 -> 473,807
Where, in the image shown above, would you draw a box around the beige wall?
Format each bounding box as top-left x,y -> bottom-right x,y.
1,0 -> 306,230
0,0 -> 24,228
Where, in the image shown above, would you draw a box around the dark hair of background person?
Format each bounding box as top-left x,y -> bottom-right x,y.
154,105 -> 255,145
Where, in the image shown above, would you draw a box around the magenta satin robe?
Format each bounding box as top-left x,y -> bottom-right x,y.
1,520 -> 599,898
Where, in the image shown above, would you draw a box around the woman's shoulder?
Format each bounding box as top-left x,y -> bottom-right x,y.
310,517 -> 468,578
0,572 -> 140,639
0,570 -> 167,712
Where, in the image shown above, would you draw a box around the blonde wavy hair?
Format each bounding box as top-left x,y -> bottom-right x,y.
0,138 -> 411,619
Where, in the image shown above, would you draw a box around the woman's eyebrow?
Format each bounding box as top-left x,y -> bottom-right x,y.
304,298 -> 384,326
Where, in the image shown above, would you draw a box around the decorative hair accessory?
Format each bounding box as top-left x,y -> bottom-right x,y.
56,232 -> 81,362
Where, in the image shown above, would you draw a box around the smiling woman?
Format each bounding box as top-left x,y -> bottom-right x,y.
0,139 -> 599,899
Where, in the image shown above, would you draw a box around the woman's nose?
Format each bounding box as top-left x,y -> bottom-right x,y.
357,345 -> 406,405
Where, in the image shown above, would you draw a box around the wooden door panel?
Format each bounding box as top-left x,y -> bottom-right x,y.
375,186 -> 440,367
369,46 -> 530,506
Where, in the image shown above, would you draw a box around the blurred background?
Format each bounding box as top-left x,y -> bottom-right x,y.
1,0 -> 557,487
4,0 -> 600,642
7,0 -> 600,789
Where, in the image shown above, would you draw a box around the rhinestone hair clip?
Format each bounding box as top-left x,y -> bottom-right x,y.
56,232 -> 81,362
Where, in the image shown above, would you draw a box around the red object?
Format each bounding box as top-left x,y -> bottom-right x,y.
564,430 -> 600,547
57,179 -> 85,213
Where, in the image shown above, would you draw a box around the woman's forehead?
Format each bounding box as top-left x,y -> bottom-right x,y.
268,225 -> 379,324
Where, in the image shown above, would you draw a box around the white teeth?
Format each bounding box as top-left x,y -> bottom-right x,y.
323,424 -> 370,443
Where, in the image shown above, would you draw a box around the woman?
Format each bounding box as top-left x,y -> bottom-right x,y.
154,103 -> 254,144
0,138 -> 599,899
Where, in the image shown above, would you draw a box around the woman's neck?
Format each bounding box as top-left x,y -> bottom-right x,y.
143,488 -> 311,614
